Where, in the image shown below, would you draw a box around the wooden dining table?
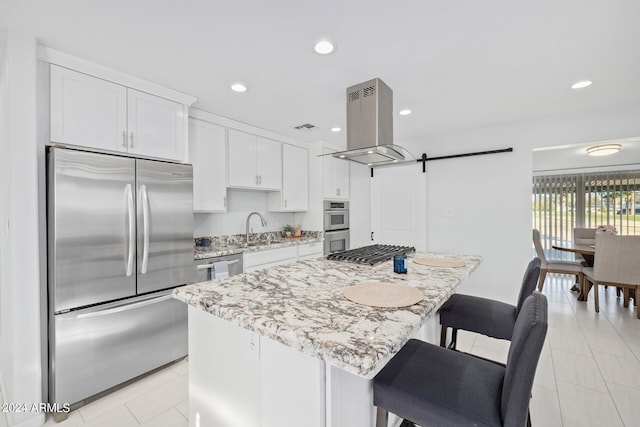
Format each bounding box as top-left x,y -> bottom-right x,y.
551,243 -> 595,301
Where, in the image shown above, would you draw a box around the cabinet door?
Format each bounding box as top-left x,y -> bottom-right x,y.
282,145 -> 308,211
257,137 -> 282,190
189,119 -> 227,211
322,147 -> 337,199
127,89 -> 185,161
50,65 -> 127,152
335,159 -> 350,199
228,129 -> 259,188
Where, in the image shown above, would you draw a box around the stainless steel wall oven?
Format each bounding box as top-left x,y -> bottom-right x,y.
324,200 -> 350,255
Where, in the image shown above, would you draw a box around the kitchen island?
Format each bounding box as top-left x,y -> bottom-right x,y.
173,251 -> 481,427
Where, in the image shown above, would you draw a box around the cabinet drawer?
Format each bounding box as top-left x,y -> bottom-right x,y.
298,242 -> 323,258
243,246 -> 298,270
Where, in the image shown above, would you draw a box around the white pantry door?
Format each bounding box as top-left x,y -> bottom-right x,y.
370,164 -> 427,251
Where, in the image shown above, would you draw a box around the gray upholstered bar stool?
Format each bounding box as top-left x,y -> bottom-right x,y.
373,292 -> 548,427
439,257 -> 540,349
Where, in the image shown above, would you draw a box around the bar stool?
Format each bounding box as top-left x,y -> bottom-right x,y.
373,292 -> 548,427
439,257 -> 540,349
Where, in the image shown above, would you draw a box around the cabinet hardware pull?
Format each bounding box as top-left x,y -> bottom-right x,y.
259,175 -> 262,185
122,131 -> 127,148
223,196 -> 227,208
284,199 -> 287,208
130,132 -> 134,148
256,175 -> 259,185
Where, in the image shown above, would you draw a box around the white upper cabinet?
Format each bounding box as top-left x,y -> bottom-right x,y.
322,147 -> 350,199
50,65 -> 186,162
50,65 -> 127,152
228,129 -> 282,190
189,118 -> 227,212
126,89 -> 185,161
268,144 -> 308,212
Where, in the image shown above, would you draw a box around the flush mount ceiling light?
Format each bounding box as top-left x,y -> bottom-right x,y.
399,109 -> 412,116
230,83 -> 247,92
313,40 -> 335,55
586,143 -> 621,156
331,127 -> 342,132
571,80 -> 592,89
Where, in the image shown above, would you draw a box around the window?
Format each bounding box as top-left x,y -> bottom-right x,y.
532,170 -> 640,259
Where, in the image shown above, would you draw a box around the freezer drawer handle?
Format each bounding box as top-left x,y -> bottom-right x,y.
195,259 -> 240,269
125,184 -> 135,277
140,184 -> 150,274
75,294 -> 173,319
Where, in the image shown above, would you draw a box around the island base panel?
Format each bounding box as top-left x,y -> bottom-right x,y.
188,305 -> 440,427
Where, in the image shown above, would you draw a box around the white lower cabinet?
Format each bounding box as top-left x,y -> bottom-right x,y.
243,243 -> 323,272
243,247 -> 298,273
297,242 -> 323,260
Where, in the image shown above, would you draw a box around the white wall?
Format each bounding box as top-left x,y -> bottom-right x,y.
0,27 -> 45,427
194,189 -> 296,237
391,103 -> 640,303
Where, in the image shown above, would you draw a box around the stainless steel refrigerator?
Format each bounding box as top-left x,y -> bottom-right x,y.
47,147 -> 193,406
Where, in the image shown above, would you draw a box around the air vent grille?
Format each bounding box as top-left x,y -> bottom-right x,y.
294,123 -> 318,131
348,90 -> 360,102
363,85 -> 376,97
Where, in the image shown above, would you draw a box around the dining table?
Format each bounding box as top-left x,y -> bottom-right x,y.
551,243 -> 595,301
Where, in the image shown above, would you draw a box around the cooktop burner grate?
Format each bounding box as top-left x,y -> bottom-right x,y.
327,244 -> 416,266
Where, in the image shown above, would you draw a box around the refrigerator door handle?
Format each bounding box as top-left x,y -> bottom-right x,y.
75,294 -> 173,319
125,184 -> 135,277
140,184 -> 150,274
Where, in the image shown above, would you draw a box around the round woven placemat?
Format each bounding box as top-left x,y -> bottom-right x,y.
413,258 -> 465,268
342,282 -> 424,308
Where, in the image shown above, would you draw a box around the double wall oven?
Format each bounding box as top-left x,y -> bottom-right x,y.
324,200 -> 350,255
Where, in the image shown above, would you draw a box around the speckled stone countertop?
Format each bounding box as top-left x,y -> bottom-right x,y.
194,231 -> 323,260
194,236 -> 323,260
174,251 -> 481,379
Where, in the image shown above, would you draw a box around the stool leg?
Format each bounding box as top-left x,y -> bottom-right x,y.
449,328 -> 458,350
440,326 -> 448,347
376,407 -> 389,427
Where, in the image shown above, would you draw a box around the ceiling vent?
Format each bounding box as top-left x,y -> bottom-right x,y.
294,123 -> 318,132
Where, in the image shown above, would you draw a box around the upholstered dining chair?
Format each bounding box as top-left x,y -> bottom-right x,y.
374,292 -> 548,427
533,229 -> 583,291
573,227 -> 596,265
583,234 -> 640,318
439,257 -> 541,349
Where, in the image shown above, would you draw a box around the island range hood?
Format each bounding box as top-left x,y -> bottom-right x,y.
332,78 -> 410,165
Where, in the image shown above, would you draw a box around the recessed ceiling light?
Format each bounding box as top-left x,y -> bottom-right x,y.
230,83 -> 247,92
571,80 -> 592,89
313,40 -> 335,55
399,109 -> 412,116
367,150 -> 374,154
331,127 -> 342,132
339,155 -> 346,158
586,144 -> 621,156
367,163 -> 372,166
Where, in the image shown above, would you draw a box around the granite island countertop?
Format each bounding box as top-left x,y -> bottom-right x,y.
174,251 -> 481,379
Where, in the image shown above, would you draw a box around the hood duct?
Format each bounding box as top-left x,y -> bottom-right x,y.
332,78 -> 411,165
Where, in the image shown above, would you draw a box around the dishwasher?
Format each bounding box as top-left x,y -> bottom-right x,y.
194,252 -> 243,282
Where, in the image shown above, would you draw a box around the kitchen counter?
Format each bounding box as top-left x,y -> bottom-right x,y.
176,251 -> 481,426
194,236 -> 323,260
175,251 -> 481,378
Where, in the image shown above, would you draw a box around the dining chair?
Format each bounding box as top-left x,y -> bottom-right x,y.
582,234 -> 640,318
533,229 -> 583,291
374,292 -> 548,427
573,227 -> 596,265
439,257 -> 540,349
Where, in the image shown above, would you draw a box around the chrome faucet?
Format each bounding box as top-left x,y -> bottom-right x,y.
245,212 -> 267,245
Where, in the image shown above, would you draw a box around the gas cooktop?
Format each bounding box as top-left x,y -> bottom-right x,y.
327,244 -> 416,266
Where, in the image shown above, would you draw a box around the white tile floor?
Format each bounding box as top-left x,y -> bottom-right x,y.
2,275 -> 639,427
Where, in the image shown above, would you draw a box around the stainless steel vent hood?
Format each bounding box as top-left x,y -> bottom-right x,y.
332,78 -> 411,165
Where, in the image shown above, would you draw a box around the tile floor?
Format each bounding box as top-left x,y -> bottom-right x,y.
2,275 -> 639,427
